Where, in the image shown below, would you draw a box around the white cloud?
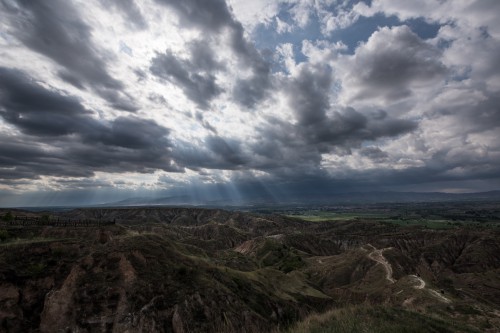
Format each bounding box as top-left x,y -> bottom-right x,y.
276,16 -> 293,34
354,0 -> 500,38
336,25 -> 446,105
228,0 -> 280,30
0,0 -> 499,199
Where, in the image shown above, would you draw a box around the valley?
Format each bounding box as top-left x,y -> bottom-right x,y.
0,204 -> 499,332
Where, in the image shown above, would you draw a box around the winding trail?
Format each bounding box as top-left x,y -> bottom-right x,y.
366,244 -> 396,284
408,274 -> 451,303
409,274 -> 425,289
363,245 -> 452,304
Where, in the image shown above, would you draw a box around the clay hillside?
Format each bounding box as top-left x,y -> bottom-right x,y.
0,207 -> 499,332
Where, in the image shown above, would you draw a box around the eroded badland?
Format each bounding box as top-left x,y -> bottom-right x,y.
0,205 -> 499,332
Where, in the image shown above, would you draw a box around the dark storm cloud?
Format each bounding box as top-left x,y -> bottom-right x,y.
0,135 -> 94,180
99,0 -> 147,30
188,40 -> 225,72
428,92 -> 500,133
195,112 -> 218,133
58,71 -> 86,90
343,25 -> 447,101
172,135 -> 248,171
1,0 -> 137,111
232,60 -> 272,108
229,20 -> 273,108
469,95 -> 500,130
167,61 -> 417,174
0,67 -> 94,137
359,147 -> 389,160
95,89 -> 138,112
356,157 -> 500,189
0,68 -> 179,180
253,106 -> 415,169
288,64 -> 332,125
205,136 -> 248,166
65,140 -> 179,174
150,45 -> 223,109
207,63 -> 417,175
154,0 -> 234,33
148,93 -> 167,104
279,63 -> 417,150
154,0 -> 249,62
154,0 -> 272,108
217,143 -> 500,199
82,116 -> 171,150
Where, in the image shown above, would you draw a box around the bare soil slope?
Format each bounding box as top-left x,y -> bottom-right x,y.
0,207 -> 498,332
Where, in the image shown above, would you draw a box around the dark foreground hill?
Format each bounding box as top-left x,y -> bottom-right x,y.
0,207 -> 499,332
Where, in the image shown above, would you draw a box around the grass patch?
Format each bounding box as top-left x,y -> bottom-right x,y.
282,305 -> 481,333
287,212 -> 343,222
0,237 -> 68,247
381,218 -> 461,229
0,229 -> 9,242
287,212 -> 388,222
25,262 -> 47,278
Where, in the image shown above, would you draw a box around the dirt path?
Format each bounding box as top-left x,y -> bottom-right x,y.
428,289 -> 452,303
366,244 -> 396,284
409,274 -> 425,289
364,246 -> 452,303
408,275 -> 451,303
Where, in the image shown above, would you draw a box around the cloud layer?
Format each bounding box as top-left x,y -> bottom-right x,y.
0,0 -> 499,205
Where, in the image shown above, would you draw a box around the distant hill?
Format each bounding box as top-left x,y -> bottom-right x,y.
102,190 -> 500,207
314,190 -> 500,204
102,195 -> 194,207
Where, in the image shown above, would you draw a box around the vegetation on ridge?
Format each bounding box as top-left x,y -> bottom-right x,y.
0,204 -> 498,332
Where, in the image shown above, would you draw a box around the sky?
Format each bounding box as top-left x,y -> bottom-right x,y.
0,0 -> 499,206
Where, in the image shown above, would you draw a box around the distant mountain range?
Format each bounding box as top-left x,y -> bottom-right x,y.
304,190 -> 500,204
101,190 -> 500,207
101,195 -> 193,207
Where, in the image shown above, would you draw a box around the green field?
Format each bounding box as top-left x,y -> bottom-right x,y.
282,305 -> 482,333
286,210 -> 500,229
286,211 -> 386,222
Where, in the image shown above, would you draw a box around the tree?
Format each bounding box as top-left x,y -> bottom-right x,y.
2,211 -> 13,222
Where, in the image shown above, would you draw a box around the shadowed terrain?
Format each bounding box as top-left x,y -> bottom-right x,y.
0,206 -> 499,332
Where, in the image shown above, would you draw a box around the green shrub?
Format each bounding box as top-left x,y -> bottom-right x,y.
2,211 -> 13,222
279,255 -> 305,273
26,263 -> 47,277
0,229 -> 9,242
